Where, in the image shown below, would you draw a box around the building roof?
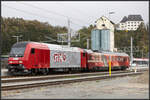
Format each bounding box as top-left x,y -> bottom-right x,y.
120,15 -> 143,23
95,16 -> 115,25
127,15 -> 143,21
120,16 -> 128,23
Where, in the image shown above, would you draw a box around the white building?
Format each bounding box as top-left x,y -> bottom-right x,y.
95,16 -> 115,52
118,15 -> 144,31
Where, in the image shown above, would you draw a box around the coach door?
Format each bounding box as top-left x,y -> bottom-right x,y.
102,55 -> 108,67
82,52 -> 87,68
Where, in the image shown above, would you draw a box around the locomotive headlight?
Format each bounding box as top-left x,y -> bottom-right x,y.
19,61 -> 23,63
9,61 -> 13,63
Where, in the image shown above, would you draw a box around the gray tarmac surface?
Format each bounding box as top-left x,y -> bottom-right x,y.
2,73 -> 149,99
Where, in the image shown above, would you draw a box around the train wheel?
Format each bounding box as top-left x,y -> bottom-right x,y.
46,68 -> 49,75
121,66 -> 127,70
68,68 -> 72,74
44,68 -> 48,75
41,69 -> 45,75
31,69 -> 36,76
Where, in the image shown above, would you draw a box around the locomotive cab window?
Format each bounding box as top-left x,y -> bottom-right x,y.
9,42 -> 28,57
31,48 -> 35,54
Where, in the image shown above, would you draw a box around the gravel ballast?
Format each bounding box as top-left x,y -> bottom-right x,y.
2,71 -> 149,99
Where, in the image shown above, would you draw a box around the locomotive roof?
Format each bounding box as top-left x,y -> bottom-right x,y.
12,41 -> 31,48
27,41 -> 81,52
14,42 -> 129,57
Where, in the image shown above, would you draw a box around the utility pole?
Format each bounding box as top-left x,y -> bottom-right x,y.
130,36 -> 133,67
108,11 -> 115,51
68,19 -> 71,47
142,50 -> 143,58
12,35 -> 22,43
87,38 -> 89,49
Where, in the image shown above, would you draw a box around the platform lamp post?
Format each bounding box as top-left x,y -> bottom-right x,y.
87,38 -> 90,49
130,36 -> 133,67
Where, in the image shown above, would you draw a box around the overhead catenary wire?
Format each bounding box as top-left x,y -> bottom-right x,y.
20,3 -> 69,19
3,4 -> 92,32
3,4 -> 86,30
56,3 -> 97,22
20,3 -> 92,25
2,4 -> 66,24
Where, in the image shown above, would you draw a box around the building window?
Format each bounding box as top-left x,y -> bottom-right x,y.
102,24 -> 105,27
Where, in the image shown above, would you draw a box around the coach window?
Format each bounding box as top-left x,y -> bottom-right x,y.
116,57 -> 117,61
116,57 -> 118,61
99,55 -> 101,61
114,57 -> 116,61
95,55 -> 97,60
123,58 -> 126,62
96,55 -> 99,60
112,56 -> 115,61
118,57 -> 120,61
120,58 -> 122,62
89,55 -> 92,60
31,48 -> 35,54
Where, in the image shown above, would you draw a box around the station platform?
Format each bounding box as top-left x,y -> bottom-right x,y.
1,69 -> 9,76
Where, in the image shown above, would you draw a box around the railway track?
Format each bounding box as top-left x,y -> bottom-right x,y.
2,67 -> 148,79
1,69 -> 130,79
1,70 -> 129,83
2,71 -> 143,91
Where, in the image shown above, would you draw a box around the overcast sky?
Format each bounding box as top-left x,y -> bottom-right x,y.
2,1 -> 149,31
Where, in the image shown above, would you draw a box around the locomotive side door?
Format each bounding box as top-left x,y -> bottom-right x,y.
30,48 -> 36,68
34,49 -> 39,67
30,48 -> 39,68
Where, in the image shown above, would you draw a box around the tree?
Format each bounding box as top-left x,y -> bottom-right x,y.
1,17 -> 68,54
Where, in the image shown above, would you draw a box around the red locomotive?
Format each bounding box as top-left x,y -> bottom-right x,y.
8,41 -> 130,75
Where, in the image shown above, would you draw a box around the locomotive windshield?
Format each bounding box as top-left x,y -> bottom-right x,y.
9,42 -> 28,57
